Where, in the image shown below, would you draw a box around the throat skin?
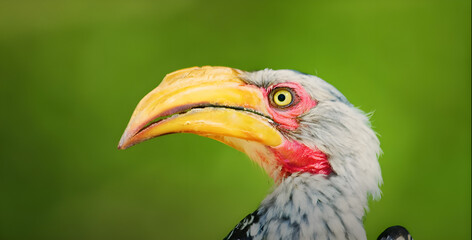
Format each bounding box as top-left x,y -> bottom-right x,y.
245,173 -> 368,240
271,140 -> 333,177
217,137 -> 333,182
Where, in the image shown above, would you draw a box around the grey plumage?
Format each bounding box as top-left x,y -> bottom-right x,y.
225,174 -> 368,240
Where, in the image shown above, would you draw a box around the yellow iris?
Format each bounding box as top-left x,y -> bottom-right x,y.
273,89 -> 293,107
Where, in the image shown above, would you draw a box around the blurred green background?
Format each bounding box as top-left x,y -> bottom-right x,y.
0,0 -> 470,239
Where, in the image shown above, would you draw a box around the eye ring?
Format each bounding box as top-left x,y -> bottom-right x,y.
270,88 -> 294,108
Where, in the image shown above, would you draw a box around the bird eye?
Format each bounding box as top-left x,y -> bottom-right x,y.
272,89 -> 293,107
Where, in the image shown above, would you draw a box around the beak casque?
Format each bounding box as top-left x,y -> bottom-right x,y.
118,66 -> 283,150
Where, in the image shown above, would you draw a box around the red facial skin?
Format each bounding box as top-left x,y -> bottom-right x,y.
261,82 -> 317,131
272,140 -> 332,177
260,82 -> 333,177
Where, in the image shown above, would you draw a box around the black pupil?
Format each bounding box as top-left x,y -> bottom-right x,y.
277,93 -> 286,102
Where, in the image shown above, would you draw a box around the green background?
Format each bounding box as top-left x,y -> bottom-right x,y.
1,0 -> 470,239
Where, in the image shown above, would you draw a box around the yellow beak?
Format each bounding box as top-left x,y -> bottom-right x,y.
118,66 -> 283,150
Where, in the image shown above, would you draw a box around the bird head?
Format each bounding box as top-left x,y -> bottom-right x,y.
118,66 -> 381,198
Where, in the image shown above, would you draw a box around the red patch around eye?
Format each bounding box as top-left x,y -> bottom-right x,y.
271,140 -> 333,177
261,82 -> 317,130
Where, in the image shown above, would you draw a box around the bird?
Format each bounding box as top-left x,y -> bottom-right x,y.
118,66 -> 412,240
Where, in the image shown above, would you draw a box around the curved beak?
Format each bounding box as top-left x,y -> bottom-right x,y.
118,66 -> 283,150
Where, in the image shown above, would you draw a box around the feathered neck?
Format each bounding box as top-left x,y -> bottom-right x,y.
254,173 -> 368,240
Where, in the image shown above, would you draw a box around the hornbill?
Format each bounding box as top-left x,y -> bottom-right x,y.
118,66 -> 412,240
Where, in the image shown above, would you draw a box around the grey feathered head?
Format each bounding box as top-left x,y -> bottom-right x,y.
243,69 -> 382,199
